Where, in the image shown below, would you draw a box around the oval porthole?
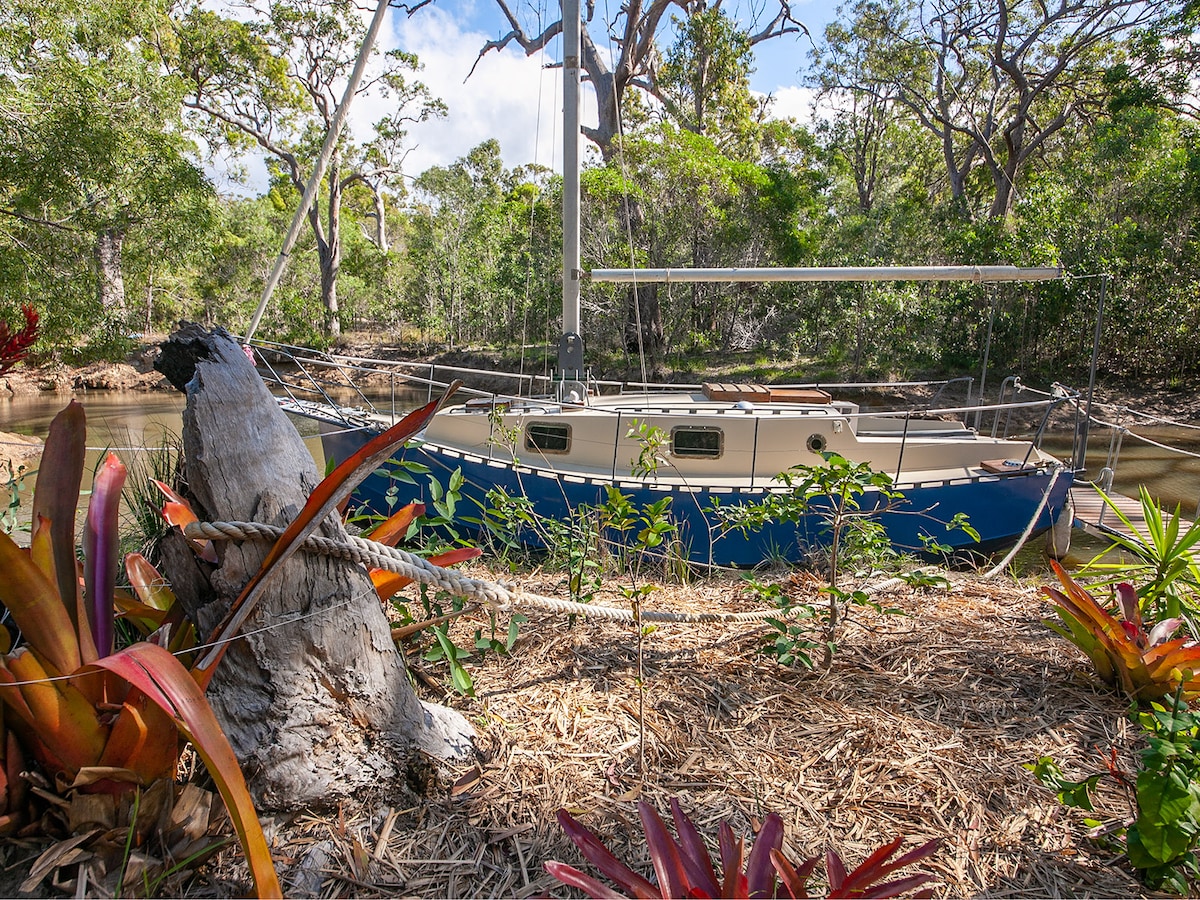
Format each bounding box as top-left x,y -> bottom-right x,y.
806,433 -> 827,453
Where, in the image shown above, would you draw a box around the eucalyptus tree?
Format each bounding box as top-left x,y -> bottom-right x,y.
0,0 -> 213,346
168,0 -> 446,337
813,0 -> 1164,221
404,141 -> 559,348
469,0 -> 805,161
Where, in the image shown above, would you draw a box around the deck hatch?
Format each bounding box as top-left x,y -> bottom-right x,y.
671,426 -> 723,459
525,421 -> 572,454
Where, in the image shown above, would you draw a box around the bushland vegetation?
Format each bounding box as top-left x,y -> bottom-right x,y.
2,0 -> 1198,387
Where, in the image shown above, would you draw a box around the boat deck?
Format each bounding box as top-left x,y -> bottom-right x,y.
1070,485 -> 1197,550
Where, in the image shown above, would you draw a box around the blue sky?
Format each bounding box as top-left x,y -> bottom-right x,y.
387,0 -> 840,175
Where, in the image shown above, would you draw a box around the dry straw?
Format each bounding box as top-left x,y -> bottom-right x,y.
208,568 -> 1147,898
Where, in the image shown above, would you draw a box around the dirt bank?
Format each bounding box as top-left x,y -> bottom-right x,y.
5,331 -> 1199,430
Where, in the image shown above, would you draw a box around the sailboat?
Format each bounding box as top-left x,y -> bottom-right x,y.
257,0 -> 1076,568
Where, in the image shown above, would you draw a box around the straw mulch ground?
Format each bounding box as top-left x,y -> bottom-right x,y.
224,566 -> 1150,899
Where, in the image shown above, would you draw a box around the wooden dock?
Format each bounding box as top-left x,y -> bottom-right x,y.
1070,485 -> 1194,547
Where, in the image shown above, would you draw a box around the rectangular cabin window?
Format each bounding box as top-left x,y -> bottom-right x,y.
525,422 -> 571,454
671,426 -> 723,459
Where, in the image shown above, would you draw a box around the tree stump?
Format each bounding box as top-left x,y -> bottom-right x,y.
156,324 -> 472,810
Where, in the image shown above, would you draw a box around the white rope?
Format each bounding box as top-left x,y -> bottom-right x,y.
183,519 -> 903,625
981,467 -> 1063,579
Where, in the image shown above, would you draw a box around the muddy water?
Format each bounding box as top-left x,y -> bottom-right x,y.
1040,425 -> 1200,517
0,392 -> 327,529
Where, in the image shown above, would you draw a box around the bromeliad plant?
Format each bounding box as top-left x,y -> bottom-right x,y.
1043,560 -> 1200,702
0,401 -> 280,897
0,382 -> 461,896
547,798 -> 940,899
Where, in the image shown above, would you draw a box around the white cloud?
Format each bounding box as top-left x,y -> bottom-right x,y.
759,85 -> 819,124
370,6 -> 597,178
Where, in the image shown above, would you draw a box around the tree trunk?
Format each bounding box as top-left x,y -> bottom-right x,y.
372,186 -> 389,254
95,227 -> 126,315
155,325 -> 472,810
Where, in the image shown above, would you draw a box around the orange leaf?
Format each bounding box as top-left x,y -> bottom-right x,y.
3,649 -> 106,776
161,501 -> 218,563
125,554 -> 176,613
96,695 -> 179,786
370,546 -> 480,601
0,531 -> 81,675
91,643 -> 282,899
364,503 -> 425,547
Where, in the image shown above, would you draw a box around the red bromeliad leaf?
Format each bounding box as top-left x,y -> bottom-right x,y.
92,643 -> 282,899
771,848 -> 817,899
639,800 -> 690,900
543,861 -> 629,899
30,401 -> 94,662
1115,582 -> 1142,639
824,837 -> 940,898
825,848 -> 848,895
83,453 -> 125,658
364,502 -> 425,547
555,809 -> 660,898
191,384 -> 459,687
669,797 -> 720,898
745,813 -> 783,899
718,822 -> 747,899
0,305 -> 38,377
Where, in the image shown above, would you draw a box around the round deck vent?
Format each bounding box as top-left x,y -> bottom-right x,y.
806,433 -> 827,453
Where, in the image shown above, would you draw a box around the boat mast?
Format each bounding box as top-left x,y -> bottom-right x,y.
558,0 -> 585,396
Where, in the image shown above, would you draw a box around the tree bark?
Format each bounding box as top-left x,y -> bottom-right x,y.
155,324 -> 471,810
95,227 -> 126,314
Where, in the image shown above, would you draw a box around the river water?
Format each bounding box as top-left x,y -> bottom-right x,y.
1,389 -> 1198,531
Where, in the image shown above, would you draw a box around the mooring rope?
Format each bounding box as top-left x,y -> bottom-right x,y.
183,520 -> 803,624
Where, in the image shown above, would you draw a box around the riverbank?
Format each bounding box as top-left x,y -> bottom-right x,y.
8,330 -> 1200,420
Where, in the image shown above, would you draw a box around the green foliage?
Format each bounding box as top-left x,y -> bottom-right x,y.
1080,486 -> 1200,622
1027,693 -> 1200,893
718,452 -> 902,586
1,462 -> 29,537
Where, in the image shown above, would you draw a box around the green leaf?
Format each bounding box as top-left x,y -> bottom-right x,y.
1025,757 -> 1101,811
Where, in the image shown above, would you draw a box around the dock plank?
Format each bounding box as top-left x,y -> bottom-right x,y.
1070,485 -> 1194,548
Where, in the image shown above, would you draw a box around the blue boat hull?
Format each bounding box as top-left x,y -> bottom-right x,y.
322,425 -> 1074,567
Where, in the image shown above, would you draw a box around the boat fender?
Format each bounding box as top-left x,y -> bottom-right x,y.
734,400 -> 754,410
806,433 -> 827,453
1045,493 -> 1074,560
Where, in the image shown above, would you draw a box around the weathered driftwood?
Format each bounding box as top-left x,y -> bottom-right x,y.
156,324 -> 472,810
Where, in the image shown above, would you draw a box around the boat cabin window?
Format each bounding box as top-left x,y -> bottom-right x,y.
671,426 -> 723,459
525,422 -> 571,454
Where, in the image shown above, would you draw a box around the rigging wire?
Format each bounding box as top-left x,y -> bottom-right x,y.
598,0 -> 651,392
